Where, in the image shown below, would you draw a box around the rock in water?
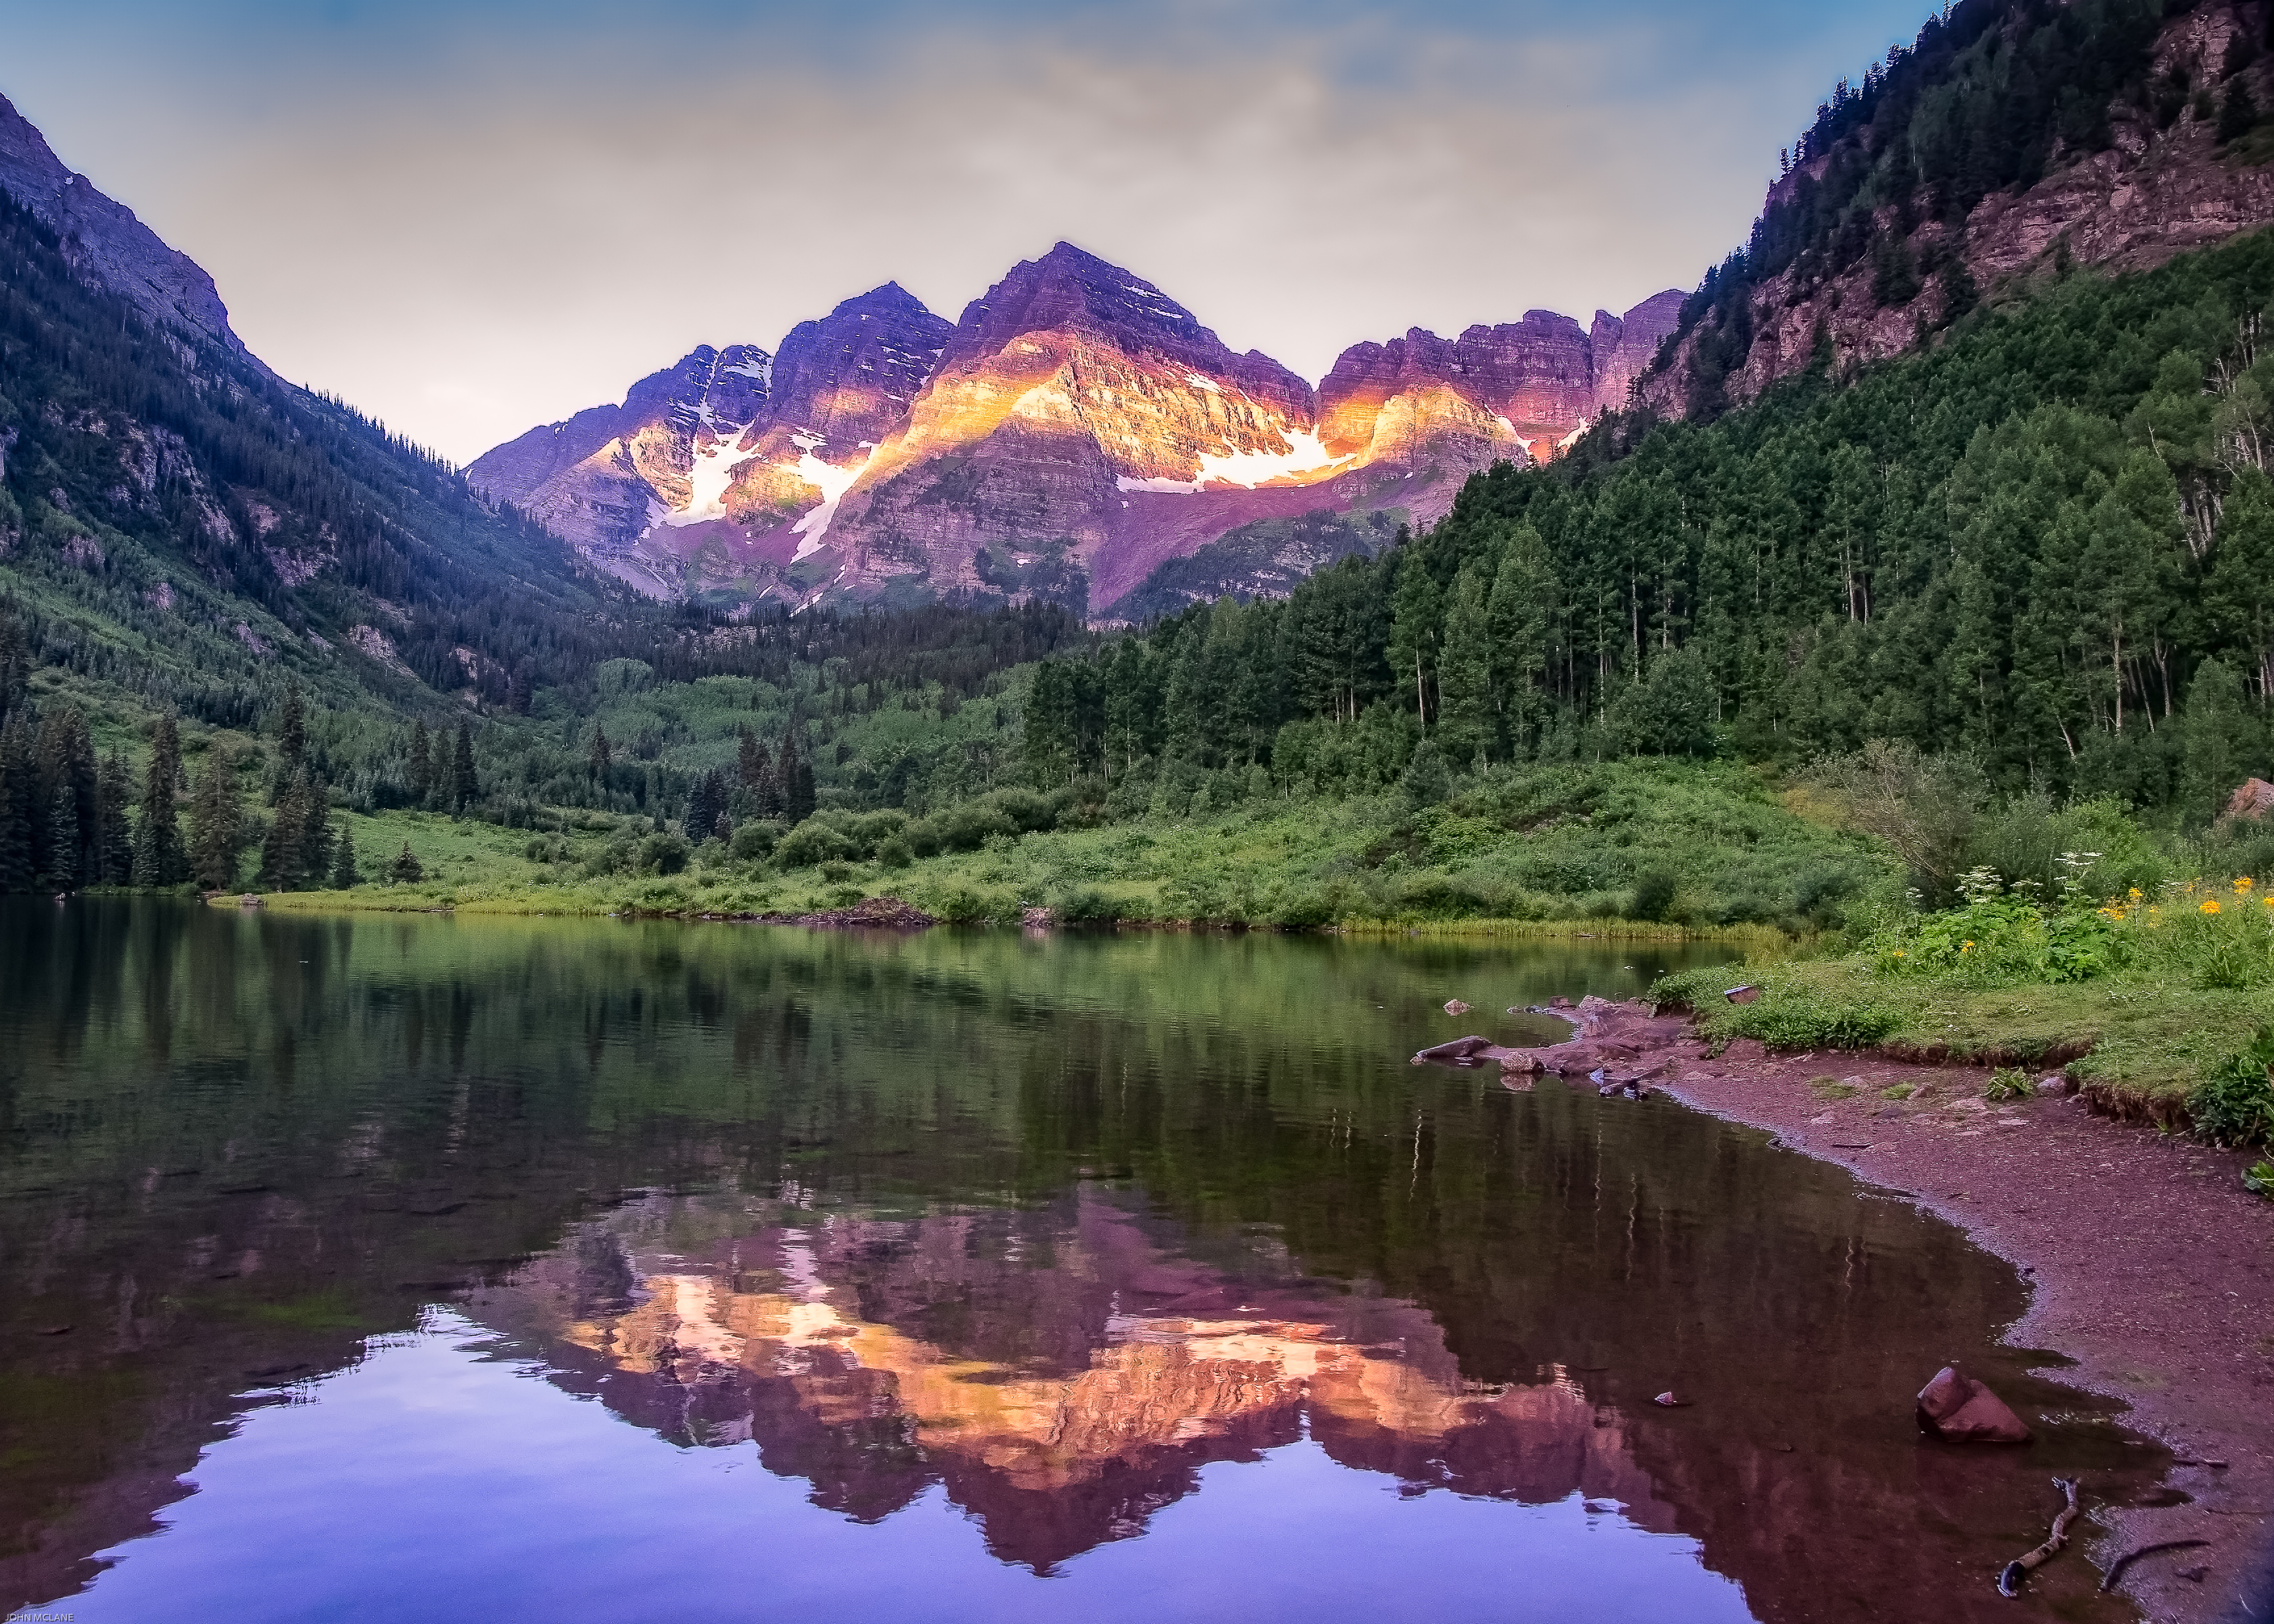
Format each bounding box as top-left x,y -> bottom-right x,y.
1443,999 -> 1471,1015
1916,1365 -> 2031,1444
1413,1035 -> 1495,1064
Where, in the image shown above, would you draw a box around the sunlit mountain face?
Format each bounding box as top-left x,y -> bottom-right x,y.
466,245 -> 1682,617
0,904 -> 2160,1623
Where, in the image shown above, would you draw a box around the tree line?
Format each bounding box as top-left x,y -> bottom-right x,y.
1021,225 -> 2274,823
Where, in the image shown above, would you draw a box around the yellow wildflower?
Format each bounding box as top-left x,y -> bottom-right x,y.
2129,887 -> 2143,899
2238,877 -> 2257,892
2203,899 -> 2222,915
1961,941 -> 1975,953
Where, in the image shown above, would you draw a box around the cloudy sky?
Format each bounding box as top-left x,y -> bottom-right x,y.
3,0 -> 1928,463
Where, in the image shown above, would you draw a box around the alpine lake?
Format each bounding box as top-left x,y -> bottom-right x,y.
0,899 -> 2168,1623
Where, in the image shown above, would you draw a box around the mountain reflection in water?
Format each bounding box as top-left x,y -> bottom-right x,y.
0,901 -> 2165,1623
472,1189 -> 1675,1572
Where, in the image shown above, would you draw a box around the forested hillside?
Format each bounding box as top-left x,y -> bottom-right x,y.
1653,0 -> 2274,417
1022,225 -> 2274,823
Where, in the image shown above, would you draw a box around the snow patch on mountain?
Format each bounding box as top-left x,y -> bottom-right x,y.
665,433 -> 759,527
790,446 -> 871,560
1195,429 -> 1351,489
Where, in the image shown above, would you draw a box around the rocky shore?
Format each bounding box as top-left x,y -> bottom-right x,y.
1419,998 -> 2274,1623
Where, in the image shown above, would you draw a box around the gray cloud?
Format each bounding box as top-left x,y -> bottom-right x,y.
0,1 -> 1929,462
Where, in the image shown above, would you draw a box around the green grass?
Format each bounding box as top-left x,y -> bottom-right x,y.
1654,887 -> 2274,1129
252,760 -> 1897,937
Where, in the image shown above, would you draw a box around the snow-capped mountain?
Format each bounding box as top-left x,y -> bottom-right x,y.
469,243 -> 1681,615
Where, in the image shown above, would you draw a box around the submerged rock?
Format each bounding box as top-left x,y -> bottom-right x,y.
1413,1035 -> 1496,1064
1916,1365 -> 2031,1444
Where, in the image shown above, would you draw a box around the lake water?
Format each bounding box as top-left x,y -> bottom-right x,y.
0,901 -> 2161,1622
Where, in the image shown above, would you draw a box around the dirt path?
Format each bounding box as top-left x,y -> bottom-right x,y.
1432,999 -> 2274,1622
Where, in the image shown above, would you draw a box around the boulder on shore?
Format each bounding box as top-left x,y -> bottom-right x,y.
1916,1365 -> 2031,1444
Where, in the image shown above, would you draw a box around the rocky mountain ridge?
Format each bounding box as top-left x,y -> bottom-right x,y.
471,243 -> 1680,618
1643,0 -> 2274,417
0,92 -> 250,361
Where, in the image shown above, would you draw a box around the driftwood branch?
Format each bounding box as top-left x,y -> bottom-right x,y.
1997,1477 -> 2081,1598
2099,1538 -> 2210,1594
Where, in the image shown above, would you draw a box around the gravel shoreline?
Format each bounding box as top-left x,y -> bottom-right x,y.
1634,1021 -> 2274,1623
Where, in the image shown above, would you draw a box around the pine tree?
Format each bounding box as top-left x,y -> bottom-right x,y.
46,781 -> 79,891
0,609 -> 28,730
407,720 -> 433,806
1486,525 -> 1557,756
451,724 -> 477,813
298,773 -> 334,884
2182,657 -> 2262,823
389,842 -> 424,884
684,768 -> 727,844
1387,550 -> 1443,726
276,683 -> 306,768
34,705 -> 95,887
132,711 -> 186,887
258,772 -> 309,891
0,713 -> 32,894
96,752 -> 133,884
780,727 -> 816,823
588,725 -> 611,785
1435,563 -> 1494,765
187,746 -> 243,892
331,819 -> 361,888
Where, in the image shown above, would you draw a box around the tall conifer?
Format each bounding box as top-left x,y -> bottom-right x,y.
96,752 -> 133,883
451,724 -> 476,813
407,720 -> 433,806
132,711 -> 186,887
332,821 -> 361,888
188,746 -> 243,892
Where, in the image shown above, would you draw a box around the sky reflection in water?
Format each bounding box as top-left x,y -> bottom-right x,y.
81,1308 -> 1748,1624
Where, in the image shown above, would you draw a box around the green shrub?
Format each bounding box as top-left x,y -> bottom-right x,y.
1718,984 -> 1904,1050
933,802 -> 1018,852
775,821 -> 853,869
2190,1025 -> 2274,1148
935,886 -> 997,924
634,831 -> 690,876
1055,886 -> 1124,924
1984,1067 -> 2033,1102
729,820 -> 783,861
1628,870 -> 1679,923
1269,886 -> 1339,929
877,835 -> 914,870
986,787 -> 1055,833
